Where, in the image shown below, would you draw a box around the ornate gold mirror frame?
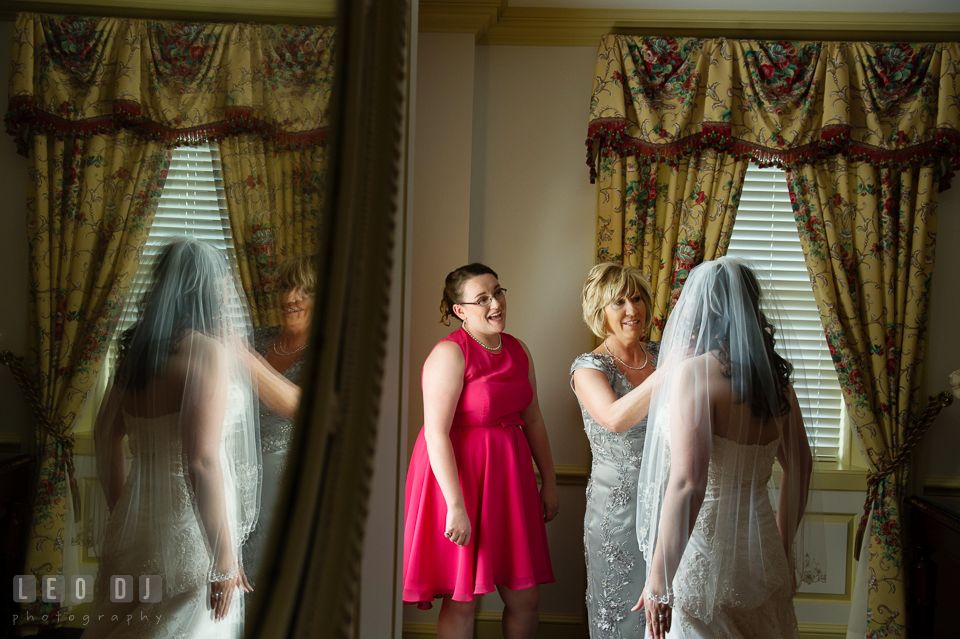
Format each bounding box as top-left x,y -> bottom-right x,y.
244,0 -> 408,636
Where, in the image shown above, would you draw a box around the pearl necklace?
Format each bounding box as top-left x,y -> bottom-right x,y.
604,340 -> 648,370
273,332 -> 308,357
462,326 -> 502,352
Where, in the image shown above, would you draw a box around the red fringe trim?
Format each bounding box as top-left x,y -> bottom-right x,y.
4,97 -> 330,155
586,119 -> 960,192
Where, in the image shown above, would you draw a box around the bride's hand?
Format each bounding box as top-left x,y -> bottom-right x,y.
209,574 -> 240,621
632,589 -> 672,639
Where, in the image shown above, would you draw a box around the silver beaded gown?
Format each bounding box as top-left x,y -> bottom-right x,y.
570,342 -> 659,639
242,326 -> 304,583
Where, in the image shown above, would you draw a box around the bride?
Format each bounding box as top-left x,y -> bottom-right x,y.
84,238 -> 261,638
633,258 -> 814,639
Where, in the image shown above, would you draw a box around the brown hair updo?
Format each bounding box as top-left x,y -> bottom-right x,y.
439,263 -> 499,325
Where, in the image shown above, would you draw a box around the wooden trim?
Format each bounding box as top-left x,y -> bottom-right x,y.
419,5 -> 960,45
547,461 -> 867,491
404,616 -> 846,638
0,0 -> 336,24
798,622 -> 848,639
923,474 -> 960,498
418,0 -> 501,38
0,432 -> 22,455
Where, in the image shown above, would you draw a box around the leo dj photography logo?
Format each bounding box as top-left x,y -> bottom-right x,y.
12,575 -> 164,627
13,575 -> 162,604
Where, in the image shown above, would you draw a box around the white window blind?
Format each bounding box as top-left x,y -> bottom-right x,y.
726,164 -> 846,460
113,142 -> 240,358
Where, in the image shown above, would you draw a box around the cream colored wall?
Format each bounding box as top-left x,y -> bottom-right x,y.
407,32 -> 477,456
0,19 -> 32,450
404,41 -> 599,629
918,186 -> 960,485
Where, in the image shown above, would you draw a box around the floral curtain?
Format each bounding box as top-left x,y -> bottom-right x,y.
220,137 -> 328,326
18,131 -> 170,626
589,36 -> 960,638
6,13 -> 334,630
596,150 -> 746,339
788,160 -> 941,637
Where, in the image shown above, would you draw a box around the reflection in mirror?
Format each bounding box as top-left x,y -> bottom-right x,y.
2,10 -> 343,637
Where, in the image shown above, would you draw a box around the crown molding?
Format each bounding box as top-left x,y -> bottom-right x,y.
418,0 -> 502,38
419,4 -> 960,46
0,0 -> 336,24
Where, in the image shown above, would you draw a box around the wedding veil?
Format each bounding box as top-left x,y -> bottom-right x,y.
93,237 -> 260,597
636,257 -> 822,622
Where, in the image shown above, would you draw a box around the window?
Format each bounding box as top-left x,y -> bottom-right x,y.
85,142 -> 238,408
726,164 -> 846,460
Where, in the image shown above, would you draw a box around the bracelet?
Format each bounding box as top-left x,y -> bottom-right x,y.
209,565 -> 238,582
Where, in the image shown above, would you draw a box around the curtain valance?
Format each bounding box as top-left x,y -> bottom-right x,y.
587,36 -> 960,184
6,13 -> 335,156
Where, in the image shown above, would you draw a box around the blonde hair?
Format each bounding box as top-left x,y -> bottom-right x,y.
276,255 -> 317,295
581,263 -> 653,339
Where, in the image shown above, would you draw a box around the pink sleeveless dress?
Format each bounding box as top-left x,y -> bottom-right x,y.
403,329 -> 555,609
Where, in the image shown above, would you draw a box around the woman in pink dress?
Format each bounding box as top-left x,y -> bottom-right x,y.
404,263 -> 558,638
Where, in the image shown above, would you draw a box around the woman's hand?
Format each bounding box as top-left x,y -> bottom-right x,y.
238,564 -> 253,593
209,573 -> 241,621
444,504 -> 471,546
540,481 -> 559,522
632,589 -> 672,638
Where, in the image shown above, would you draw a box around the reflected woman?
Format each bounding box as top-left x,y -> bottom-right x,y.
570,263 -> 660,638
88,238 -> 259,638
242,255 -> 316,584
404,263 -> 557,639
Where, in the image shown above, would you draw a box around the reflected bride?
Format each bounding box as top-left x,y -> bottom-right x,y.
86,238 -> 260,639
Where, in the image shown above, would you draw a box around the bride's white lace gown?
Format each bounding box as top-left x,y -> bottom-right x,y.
83,398 -> 249,639
666,435 -> 798,639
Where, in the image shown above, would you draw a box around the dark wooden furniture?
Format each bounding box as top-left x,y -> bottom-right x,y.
908,495 -> 960,638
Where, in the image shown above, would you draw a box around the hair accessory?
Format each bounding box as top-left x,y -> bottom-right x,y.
604,340 -> 648,370
462,326 -> 502,352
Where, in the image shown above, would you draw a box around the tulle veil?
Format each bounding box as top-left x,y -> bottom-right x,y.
636,256 -> 824,624
90,237 -> 260,627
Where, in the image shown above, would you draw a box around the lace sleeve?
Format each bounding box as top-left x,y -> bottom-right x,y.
569,353 -> 617,390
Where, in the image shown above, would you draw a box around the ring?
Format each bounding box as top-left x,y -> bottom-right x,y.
658,615 -> 665,619
444,531 -> 452,537
213,593 -> 221,598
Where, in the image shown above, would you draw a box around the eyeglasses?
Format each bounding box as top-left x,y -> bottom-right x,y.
458,288 -> 507,308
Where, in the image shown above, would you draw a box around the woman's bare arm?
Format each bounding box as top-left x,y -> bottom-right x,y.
421,341 -> 471,545
572,364 -> 661,433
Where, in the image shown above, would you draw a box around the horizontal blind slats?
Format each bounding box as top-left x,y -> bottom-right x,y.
727,164 -> 845,460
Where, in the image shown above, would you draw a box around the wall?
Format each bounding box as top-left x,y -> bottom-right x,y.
918,185 -> 960,488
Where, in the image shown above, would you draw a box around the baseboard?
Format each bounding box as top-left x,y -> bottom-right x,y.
923,475 -> 960,498
403,612 -> 583,639
799,622 -> 848,638
404,617 -> 843,638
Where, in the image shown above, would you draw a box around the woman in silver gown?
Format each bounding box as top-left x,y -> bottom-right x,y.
570,263 -> 661,639
242,255 -> 316,584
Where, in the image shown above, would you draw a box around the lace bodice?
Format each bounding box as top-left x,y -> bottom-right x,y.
673,435 -> 789,622
253,326 -> 303,454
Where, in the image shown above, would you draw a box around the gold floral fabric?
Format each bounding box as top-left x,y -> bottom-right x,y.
588,37 -> 960,183
788,160 -> 940,638
21,131 -> 170,624
596,150 -> 746,339
8,14 -> 336,154
220,136 -> 327,325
